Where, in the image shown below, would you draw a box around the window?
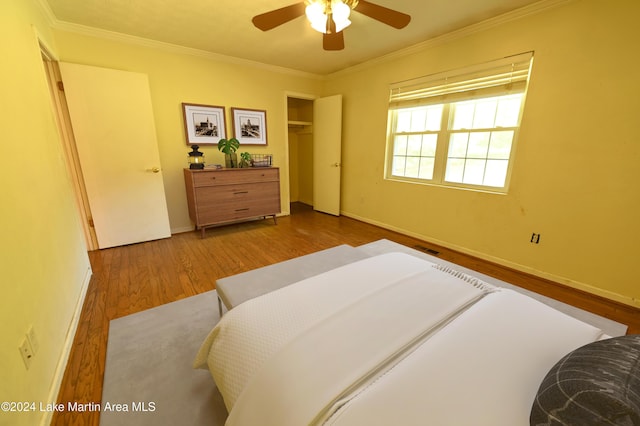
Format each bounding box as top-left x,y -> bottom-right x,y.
386,53 -> 533,192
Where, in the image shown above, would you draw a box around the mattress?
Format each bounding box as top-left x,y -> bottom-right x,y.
194,252 -> 606,425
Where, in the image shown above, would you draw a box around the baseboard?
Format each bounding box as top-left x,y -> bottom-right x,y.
341,210 -> 638,309
171,225 -> 196,234
40,264 -> 93,426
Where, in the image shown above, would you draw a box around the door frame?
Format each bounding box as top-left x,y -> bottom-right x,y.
40,40 -> 98,251
283,91 -> 317,216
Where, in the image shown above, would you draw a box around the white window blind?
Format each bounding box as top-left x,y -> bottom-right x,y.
389,52 -> 534,109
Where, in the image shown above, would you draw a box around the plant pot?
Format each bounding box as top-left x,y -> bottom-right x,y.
225,153 -> 237,168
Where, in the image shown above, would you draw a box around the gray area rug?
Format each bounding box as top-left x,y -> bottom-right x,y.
100,291 -> 227,426
100,240 -> 626,425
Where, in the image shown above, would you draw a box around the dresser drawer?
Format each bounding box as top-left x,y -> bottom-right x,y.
192,168 -> 279,187
197,197 -> 280,225
195,182 -> 279,210
194,182 -> 279,224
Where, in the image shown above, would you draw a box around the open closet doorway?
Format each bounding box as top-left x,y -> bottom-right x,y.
286,94 -> 343,216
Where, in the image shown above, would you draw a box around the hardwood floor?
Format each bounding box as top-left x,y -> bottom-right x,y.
52,203 -> 639,425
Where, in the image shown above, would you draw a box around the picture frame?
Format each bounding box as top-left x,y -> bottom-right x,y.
231,107 -> 268,146
182,103 -> 226,145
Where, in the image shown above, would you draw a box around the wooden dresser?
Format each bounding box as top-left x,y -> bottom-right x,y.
183,167 -> 281,237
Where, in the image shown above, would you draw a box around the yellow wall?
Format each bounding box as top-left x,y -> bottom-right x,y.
0,1 -> 92,425
326,0 -> 640,306
296,131 -> 314,205
52,30 -> 324,228
288,130 -> 314,205
288,131 -> 301,202
1,2 -> 638,423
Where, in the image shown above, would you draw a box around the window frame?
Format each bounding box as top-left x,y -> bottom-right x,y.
384,53 -> 533,194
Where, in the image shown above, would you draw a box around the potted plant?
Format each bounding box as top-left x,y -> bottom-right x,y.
218,137 -> 240,168
239,152 -> 251,168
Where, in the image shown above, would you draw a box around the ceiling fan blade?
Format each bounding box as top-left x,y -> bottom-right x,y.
353,0 -> 411,29
252,3 -> 306,31
323,31 -> 345,51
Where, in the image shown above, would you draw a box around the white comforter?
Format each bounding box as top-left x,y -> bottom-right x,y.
194,253 -> 605,426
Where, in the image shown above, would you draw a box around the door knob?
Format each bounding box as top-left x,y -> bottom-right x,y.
332,162 -> 341,167
147,167 -> 161,173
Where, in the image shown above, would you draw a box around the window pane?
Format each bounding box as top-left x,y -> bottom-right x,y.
473,99 -> 497,128
410,108 -> 427,132
421,134 -> 437,157
495,95 -> 522,127
394,135 -> 407,155
445,158 -> 464,183
467,132 -> 490,159
463,159 -> 486,184
419,157 -> 435,179
488,131 -> 513,159
452,102 -> 474,130
425,105 -> 443,131
405,157 -> 420,178
407,135 -> 422,156
395,106 -> 443,133
484,159 -> 508,187
396,110 -> 411,133
448,133 -> 468,157
392,156 -> 406,176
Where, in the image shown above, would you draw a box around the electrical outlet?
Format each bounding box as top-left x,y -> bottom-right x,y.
27,326 -> 39,354
19,337 -> 34,370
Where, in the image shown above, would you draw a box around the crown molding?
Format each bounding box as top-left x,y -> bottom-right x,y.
34,0 -> 571,79
34,0 -> 57,27
35,1 -> 324,81
327,0 -> 574,78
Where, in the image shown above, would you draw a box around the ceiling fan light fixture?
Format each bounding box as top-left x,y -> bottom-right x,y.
252,0 -> 409,51
306,2 -> 328,33
332,1 -> 352,32
306,0 -> 352,34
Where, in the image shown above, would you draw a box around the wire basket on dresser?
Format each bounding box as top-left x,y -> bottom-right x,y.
250,154 -> 272,167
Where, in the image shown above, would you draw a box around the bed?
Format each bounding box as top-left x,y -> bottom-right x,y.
194,252 -> 614,425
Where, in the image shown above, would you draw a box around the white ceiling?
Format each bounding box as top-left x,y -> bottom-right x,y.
43,0 -> 545,75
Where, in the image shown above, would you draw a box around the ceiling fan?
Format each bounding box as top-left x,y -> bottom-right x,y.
252,0 -> 411,51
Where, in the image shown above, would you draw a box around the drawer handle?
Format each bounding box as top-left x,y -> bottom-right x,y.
234,191 -> 249,195
235,208 -> 250,212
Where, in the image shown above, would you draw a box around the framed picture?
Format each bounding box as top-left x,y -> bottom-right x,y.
231,107 -> 268,146
182,103 -> 226,145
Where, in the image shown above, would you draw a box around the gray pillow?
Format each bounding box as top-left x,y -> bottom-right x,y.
530,335 -> 640,425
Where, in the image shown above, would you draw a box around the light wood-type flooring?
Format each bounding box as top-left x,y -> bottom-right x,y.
52,203 -> 639,425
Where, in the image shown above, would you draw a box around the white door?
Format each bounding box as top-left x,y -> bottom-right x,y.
313,95 -> 343,215
59,62 -> 171,249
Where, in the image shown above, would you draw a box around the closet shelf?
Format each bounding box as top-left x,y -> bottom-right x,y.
288,120 -> 312,127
